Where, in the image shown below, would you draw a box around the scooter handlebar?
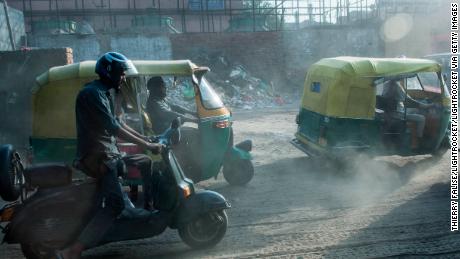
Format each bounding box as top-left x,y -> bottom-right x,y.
148,118 -> 182,147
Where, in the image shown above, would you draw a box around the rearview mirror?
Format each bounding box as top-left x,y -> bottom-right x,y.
171,117 -> 181,130
192,67 -> 210,84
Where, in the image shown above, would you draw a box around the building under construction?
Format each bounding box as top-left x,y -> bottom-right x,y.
5,0 -> 444,34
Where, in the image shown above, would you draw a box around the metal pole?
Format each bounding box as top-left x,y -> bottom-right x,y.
200,0 -> 204,32
229,0 -> 232,30
158,0 -> 162,31
329,0 -> 332,24
28,0 -> 32,33
296,0 -> 299,29
2,0 -> 16,50
181,0 -> 186,32
206,0 -> 210,32
252,0 -> 255,32
109,0 -> 112,29
275,0 -> 278,30
55,0 -> 61,32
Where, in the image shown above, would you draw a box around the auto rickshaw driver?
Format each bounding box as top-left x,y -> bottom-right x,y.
146,76 -> 199,133
145,76 -> 202,181
57,52 -> 163,259
382,79 -> 435,145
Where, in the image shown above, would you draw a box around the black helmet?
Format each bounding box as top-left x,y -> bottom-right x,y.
95,52 -> 137,87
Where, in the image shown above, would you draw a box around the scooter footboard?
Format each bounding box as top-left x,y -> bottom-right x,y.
171,190 -> 231,229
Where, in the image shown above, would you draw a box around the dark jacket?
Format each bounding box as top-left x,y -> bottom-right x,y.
75,80 -> 121,159
146,97 -> 193,133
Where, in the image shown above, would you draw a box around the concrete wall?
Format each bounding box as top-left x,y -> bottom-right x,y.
31,33 -> 172,62
0,48 -> 73,148
0,3 -> 25,51
283,26 -> 384,87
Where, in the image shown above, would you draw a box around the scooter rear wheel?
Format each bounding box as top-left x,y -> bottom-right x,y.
178,210 -> 228,249
20,243 -> 53,259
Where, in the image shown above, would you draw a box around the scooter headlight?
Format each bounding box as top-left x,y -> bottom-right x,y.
180,183 -> 192,198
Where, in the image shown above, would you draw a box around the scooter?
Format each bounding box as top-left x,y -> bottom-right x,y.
0,119 -> 230,259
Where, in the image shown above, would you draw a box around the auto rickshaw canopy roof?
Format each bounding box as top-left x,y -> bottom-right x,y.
32,60 -> 200,139
35,60 -> 198,87
301,56 -> 442,119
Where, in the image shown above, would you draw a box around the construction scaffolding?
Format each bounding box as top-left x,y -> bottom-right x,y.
7,0 -> 440,33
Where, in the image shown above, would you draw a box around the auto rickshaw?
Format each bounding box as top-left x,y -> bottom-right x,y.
291,56 -> 451,160
29,60 -> 253,189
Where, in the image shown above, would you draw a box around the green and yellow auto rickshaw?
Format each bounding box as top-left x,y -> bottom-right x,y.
291,56 -> 451,159
31,60 -> 253,186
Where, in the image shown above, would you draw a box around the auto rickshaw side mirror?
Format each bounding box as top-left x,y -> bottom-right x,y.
192,67 -> 210,84
171,117 -> 181,130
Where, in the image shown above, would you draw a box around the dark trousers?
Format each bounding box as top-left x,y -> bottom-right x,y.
78,154 -> 154,248
78,158 -> 125,248
123,154 -> 154,204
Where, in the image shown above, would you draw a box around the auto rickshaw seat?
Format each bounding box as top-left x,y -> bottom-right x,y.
24,163 -> 72,189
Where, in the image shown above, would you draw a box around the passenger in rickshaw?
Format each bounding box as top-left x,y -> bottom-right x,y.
382,79 -> 434,141
59,52 -> 163,259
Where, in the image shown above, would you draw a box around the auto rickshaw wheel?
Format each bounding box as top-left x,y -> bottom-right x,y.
432,134 -> 450,157
223,159 -> 254,186
178,210 -> 228,249
0,144 -> 24,201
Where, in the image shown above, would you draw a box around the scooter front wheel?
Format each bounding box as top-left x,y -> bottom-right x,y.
178,210 -> 228,249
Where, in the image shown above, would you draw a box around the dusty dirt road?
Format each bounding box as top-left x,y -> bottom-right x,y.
1,109 -> 458,258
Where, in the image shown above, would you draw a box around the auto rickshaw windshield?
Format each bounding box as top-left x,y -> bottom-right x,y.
199,77 -> 224,109
416,72 -> 441,92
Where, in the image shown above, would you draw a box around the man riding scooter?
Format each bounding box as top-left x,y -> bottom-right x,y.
57,52 -> 163,259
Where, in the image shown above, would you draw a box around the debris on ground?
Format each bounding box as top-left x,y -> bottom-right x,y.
166,52 -> 298,110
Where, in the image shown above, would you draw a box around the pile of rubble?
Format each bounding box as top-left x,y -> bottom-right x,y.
167,53 -> 297,110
